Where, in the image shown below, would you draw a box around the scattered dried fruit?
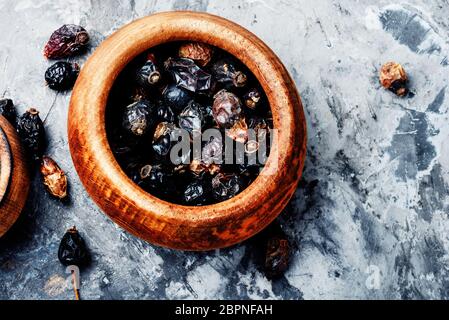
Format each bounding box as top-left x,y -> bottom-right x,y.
17,108 -> 46,162
0,99 -> 16,125
40,156 -> 68,199
179,42 -> 213,67
212,60 -> 247,88
58,226 -> 89,267
380,62 -> 408,96
45,61 -> 80,91
165,57 -> 212,93
44,24 -> 89,59
122,100 -> 154,136
212,173 -> 243,201
212,89 -> 242,128
178,101 -> 204,134
137,53 -> 161,86
243,88 -> 262,109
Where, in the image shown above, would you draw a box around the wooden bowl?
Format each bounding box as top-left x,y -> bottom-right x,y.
68,12 -> 307,250
0,115 -> 30,238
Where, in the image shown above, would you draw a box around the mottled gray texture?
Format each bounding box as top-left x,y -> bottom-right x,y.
1,0 -> 449,300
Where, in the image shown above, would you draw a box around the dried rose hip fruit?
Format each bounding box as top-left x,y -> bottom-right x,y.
189,159 -> 221,176
184,180 -> 209,205
211,173 -> 243,201
45,61 -> 80,91
165,57 -> 212,93
44,24 -> 89,59
40,155 -> 68,199
162,84 -> 192,111
178,101 -> 204,134
202,136 -> 223,165
380,62 -> 408,96
155,101 -> 175,123
17,108 -> 46,162
152,123 -> 179,160
58,226 -> 89,267
212,89 -> 242,128
0,98 -> 16,125
265,235 -> 290,279
226,117 -> 248,143
212,60 -> 247,88
243,88 -> 262,110
122,100 -> 155,136
178,42 -> 213,67
137,53 -> 161,86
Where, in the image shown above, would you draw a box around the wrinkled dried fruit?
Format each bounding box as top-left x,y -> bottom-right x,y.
212,60 -> 247,88
137,53 -> 161,86
212,89 -> 242,128
40,156 -> 68,199
184,180 -> 208,205
45,61 -> 80,91
189,159 -> 221,176
152,123 -> 180,160
202,136 -> 223,165
212,173 -> 243,201
133,164 -> 177,198
58,226 -> 89,267
243,88 -> 262,109
265,236 -> 290,279
0,99 -> 16,124
155,101 -> 175,123
44,24 -> 89,59
153,122 -> 176,143
226,117 -> 248,143
162,84 -> 192,111
380,62 -> 408,96
122,100 -> 154,136
165,57 -> 212,93
179,42 -> 213,67
179,101 -> 204,134
17,108 -> 46,161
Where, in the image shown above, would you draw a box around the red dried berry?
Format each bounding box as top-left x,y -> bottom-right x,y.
43,24 -> 89,59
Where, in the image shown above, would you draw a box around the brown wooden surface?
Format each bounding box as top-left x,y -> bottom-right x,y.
68,11 -> 307,251
0,115 -> 30,238
0,126 -> 12,204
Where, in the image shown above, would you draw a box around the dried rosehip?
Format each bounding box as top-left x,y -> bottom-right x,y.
58,226 -> 89,267
17,108 -> 46,162
211,173 -> 243,201
44,24 -> 89,59
178,42 -> 213,67
265,235 -> 290,279
0,99 -> 16,125
243,88 -> 262,109
136,164 -> 177,198
202,136 -> 223,165
212,90 -> 242,128
212,60 -> 247,88
184,180 -> 208,205
155,101 -> 175,123
152,123 -> 180,160
40,156 -> 68,199
179,101 -> 204,134
162,84 -> 192,111
45,61 -> 80,91
165,57 -> 212,93
122,100 -> 155,136
137,54 -> 161,86
380,62 -> 408,96
153,122 -> 176,143
226,117 -> 248,143
189,159 -> 221,176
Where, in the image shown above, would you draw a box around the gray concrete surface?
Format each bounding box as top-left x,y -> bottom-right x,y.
1,0 -> 449,300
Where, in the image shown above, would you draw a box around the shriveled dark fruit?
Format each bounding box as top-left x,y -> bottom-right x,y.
122,100 -> 155,136
135,164 -> 177,198
243,88 -> 262,109
40,156 -> 68,199
265,235 -> 290,279
189,159 -> 221,176
44,24 -> 89,59
201,104 -> 215,127
380,62 -> 408,96
226,117 -> 248,143
202,136 -> 223,165
165,57 -> 212,93
211,59 -> 247,88
212,89 -> 242,128
184,180 -> 208,205
162,84 -> 192,111
178,42 -> 213,67
211,173 -> 243,201
17,108 -> 46,161
130,86 -> 151,102
178,101 -> 204,134
137,53 -> 161,86
152,123 -> 182,161
0,99 -> 16,124
45,61 -> 80,91
58,226 -> 89,267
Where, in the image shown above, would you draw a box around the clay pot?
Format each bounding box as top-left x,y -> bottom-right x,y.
68,12 -> 307,250
0,115 -> 30,237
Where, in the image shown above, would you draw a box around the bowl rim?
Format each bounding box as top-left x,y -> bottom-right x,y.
68,11 -> 306,248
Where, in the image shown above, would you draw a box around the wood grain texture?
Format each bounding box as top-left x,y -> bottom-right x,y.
0,126 -> 12,204
68,11 -> 307,251
0,115 -> 30,238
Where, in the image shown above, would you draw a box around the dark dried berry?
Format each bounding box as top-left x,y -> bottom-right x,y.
0,99 -> 16,124
202,136 -> 223,165
212,89 -> 242,128
45,61 -> 80,91
243,88 -> 262,109
184,180 -> 208,205
380,62 -> 408,96
165,57 -> 212,93
17,108 -> 46,162
135,164 -> 177,198
178,42 -> 213,67
58,226 -> 89,267
179,101 -> 204,134
40,156 -> 67,199
265,235 -> 290,279
155,101 -> 175,123
137,54 -> 161,86
189,159 -> 221,176
162,84 -> 192,111
152,123 -> 181,161
212,60 -> 247,88
122,100 -> 155,136
226,117 -> 248,143
44,24 -> 89,59
211,173 -> 243,201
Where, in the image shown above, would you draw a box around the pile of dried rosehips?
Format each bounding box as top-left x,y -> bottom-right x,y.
107,42 -> 273,205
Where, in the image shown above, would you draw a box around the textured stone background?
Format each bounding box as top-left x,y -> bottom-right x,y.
1,0 -> 449,300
